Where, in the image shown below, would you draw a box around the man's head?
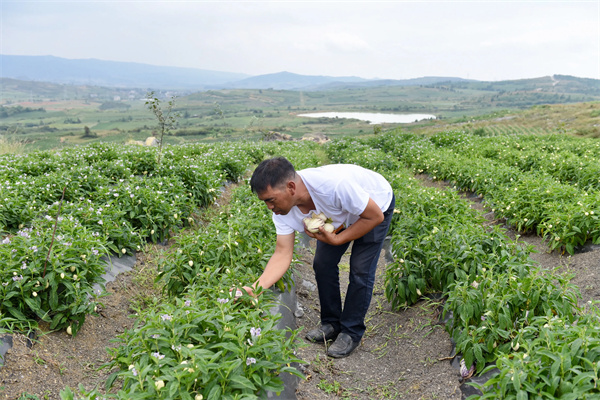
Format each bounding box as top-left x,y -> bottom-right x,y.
250,157 -> 296,194
250,157 -> 297,215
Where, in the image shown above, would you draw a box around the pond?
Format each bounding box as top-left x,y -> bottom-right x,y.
297,112 -> 436,124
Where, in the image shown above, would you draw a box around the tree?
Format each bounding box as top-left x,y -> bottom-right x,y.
213,102 -> 226,126
145,91 -> 179,165
81,126 -> 97,138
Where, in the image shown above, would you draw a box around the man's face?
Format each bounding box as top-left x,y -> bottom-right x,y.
257,184 -> 294,215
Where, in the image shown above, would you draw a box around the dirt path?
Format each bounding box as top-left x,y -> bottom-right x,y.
293,242 -> 462,400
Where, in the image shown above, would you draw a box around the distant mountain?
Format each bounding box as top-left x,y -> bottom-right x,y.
5,55 -> 596,97
218,72 -> 473,91
449,75 -> 600,96
219,71 -> 370,90
0,55 -> 477,92
0,55 -> 249,90
317,76 -> 475,90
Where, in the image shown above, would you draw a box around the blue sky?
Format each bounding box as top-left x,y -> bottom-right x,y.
2,0 -> 599,81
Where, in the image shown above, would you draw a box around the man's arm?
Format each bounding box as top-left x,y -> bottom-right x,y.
307,197 -> 384,246
243,233 -> 295,296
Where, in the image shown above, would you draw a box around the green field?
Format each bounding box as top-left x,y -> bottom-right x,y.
1,76 -> 600,152
3,74 -> 600,399
2,131 -> 600,399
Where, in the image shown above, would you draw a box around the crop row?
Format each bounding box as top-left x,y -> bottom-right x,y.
60,144 -> 326,399
327,136 -> 600,398
66,186 -> 297,399
431,131 -> 600,190
1,140 -> 325,399
0,141 -> 323,335
475,125 -> 550,137
372,131 -> 600,254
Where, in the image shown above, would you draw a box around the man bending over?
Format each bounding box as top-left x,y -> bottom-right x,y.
244,157 -> 395,358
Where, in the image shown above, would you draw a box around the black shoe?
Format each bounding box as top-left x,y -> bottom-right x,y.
326,333 -> 360,358
305,324 -> 340,343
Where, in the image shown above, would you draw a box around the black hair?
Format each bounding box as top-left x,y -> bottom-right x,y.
250,157 -> 296,194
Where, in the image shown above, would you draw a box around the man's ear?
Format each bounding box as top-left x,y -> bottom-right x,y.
287,180 -> 296,195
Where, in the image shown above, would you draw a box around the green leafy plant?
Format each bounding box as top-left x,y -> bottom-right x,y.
100,290 -> 302,400
0,217 -> 107,334
470,311 -> 600,399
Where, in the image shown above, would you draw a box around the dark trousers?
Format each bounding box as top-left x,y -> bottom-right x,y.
312,195 -> 395,342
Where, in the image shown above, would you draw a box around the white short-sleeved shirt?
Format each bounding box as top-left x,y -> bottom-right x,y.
272,164 -> 393,235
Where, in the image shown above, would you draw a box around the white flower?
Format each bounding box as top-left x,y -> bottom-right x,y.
188,260 -> 194,267
459,358 -> 475,378
155,380 -> 165,390
250,327 -> 262,337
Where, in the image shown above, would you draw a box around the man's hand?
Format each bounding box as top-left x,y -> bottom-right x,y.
307,198 -> 384,246
230,286 -> 257,299
234,233 -> 294,303
304,225 -> 341,246
240,286 -> 256,298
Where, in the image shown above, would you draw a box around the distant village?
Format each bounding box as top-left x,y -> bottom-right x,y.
88,90 -> 181,102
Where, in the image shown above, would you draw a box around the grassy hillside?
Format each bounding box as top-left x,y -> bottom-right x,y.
1,76 -> 599,152
411,101 -> 600,138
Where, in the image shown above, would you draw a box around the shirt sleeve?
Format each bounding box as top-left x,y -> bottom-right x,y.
272,214 -> 296,235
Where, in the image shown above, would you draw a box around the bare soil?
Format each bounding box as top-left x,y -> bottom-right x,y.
293,243 -> 462,400
1,175 -> 599,400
